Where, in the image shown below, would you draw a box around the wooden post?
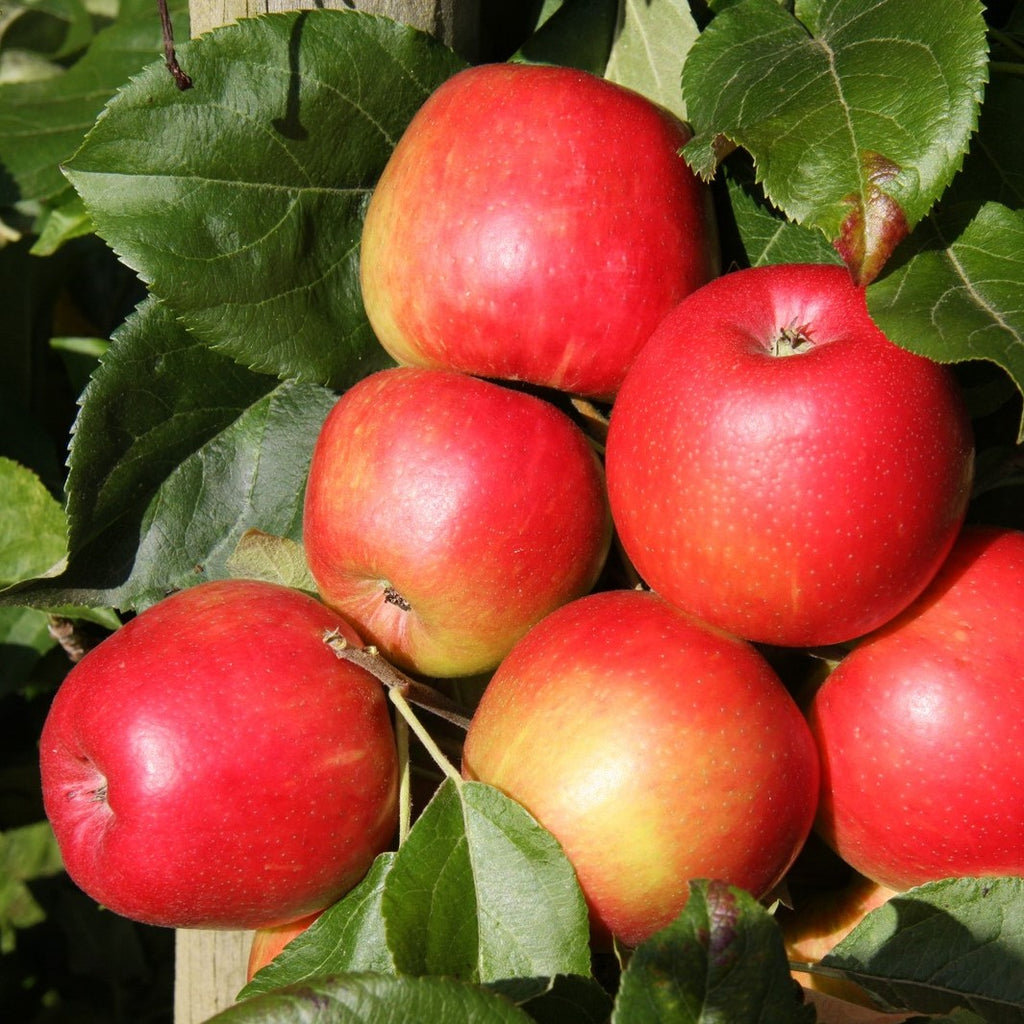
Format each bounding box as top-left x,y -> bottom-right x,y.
171,6 -> 480,1021
189,0 -> 480,58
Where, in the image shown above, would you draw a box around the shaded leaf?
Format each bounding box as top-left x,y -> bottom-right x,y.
866,202 -> 1024,439
0,821 -> 64,953
211,972 -> 535,1024
612,879 -> 813,1023
515,974 -> 614,1024
63,9 -> 466,390
2,296 -> 337,612
511,0 -> 618,75
720,153 -> 846,269
383,779 -> 591,985
0,0 -> 188,204
605,0 -> 699,122
0,605 -> 56,698
822,877 -> 1024,1022
241,853 -> 397,998
681,0 -> 989,284
0,0 -> 95,63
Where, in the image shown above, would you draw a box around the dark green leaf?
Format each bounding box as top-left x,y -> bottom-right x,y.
821,877 -> 1024,1023
212,972 -> 536,1024
611,879 -> 813,1024
383,780 -> 591,985
605,0 -> 699,122
515,974 -> 614,1024
63,9 -> 466,389
511,0 -> 619,76
866,202 -> 1024,439
0,0 -> 189,205
944,71 -> 1024,211
3,295 -> 337,612
681,0 -> 989,284
241,853 -> 397,999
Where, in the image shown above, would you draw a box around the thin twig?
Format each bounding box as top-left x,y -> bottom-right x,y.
157,0 -> 192,90
323,630 -> 473,731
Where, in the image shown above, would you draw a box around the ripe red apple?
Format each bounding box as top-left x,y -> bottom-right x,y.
247,910 -> 322,981
39,579 -> 399,930
605,262 -> 974,648
302,366 -> 612,678
359,62 -> 719,400
461,588 -> 819,947
808,525 -> 1024,891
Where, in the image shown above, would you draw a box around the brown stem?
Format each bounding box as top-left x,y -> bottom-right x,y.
158,0 -> 192,90
323,630 -> 473,731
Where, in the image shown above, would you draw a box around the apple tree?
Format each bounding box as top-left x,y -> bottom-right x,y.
1,0 -> 1023,1021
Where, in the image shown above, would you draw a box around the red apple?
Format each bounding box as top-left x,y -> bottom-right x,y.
302,366 -> 612,678
247,910 -> 322,981
39,579 -> 399,930
808,525 -> 1024,891
461,588 -> 819,947
359,62 -> 719,400
605,262 -> 974,648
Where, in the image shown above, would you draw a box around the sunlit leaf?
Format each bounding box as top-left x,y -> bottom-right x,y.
63,9 -> 466,389
681,0 -> 989,284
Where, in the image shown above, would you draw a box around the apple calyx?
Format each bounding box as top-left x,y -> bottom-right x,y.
382,584 -> 412,611
769,322 -> 816,357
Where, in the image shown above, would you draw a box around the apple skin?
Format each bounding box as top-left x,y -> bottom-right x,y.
39,579 -> 399,930
808,525 -> 1024,891
461,588 -> 819,947
302,366 -> 612,678
359,62 -> 719,400
605,262 -> 974,648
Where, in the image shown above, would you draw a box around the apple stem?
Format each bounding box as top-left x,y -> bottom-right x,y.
395,716 -> 412,844
388,687 -> 462,784
323,631 -> 473,731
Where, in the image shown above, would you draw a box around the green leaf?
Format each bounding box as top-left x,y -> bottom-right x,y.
383,780 -> 591,985
0,821 -> 64,953
821,876 -> 1024,1022
866,202 -> 1024,439
605,0 -> 700,122
241,853 -> 398,998
681,0 -> 989,284
29,187 -> 93,255
511,0 -> 618,75
0,605 -> 56,698
226,529 -> 318,595
943,71 -> 1024,211
0,456 -> 67,586
212,973 -> 535,1024
516,974 -> 614,1024
2,295 -> 337,612
0,0 -> 96,63
612,879 -> 813,1023
0,0 -> 189,205
720,153 -> 846,268
63,9 -> 466,390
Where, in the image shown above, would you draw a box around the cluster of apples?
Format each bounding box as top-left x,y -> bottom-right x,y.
38,63 -> 1023,963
